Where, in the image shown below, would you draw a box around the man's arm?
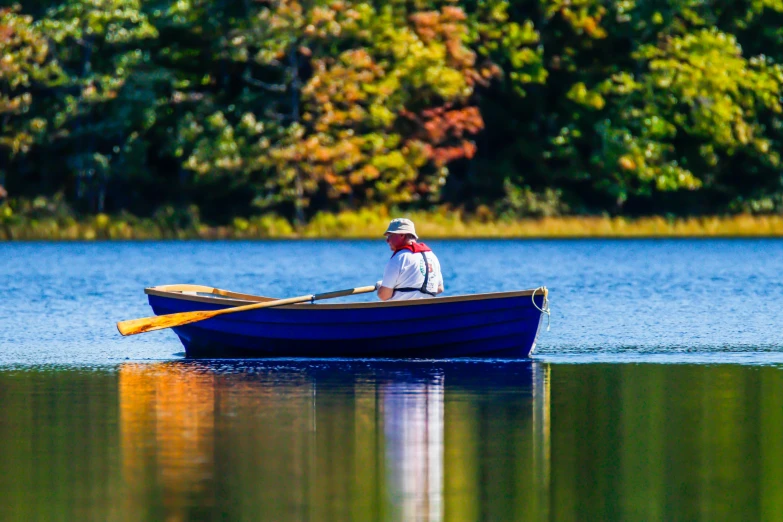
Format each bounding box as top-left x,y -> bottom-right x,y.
377,286 -> 394,301
377,258 -> 401,301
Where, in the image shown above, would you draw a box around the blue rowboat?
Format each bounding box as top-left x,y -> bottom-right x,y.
145,285 -> 550,358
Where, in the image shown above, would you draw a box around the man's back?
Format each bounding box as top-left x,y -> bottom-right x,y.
381,249 -> 443,301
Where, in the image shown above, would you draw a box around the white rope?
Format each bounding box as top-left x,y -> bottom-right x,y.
532,286 -> 551,332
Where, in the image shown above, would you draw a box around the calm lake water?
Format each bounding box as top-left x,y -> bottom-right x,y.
1,239 -> 782,520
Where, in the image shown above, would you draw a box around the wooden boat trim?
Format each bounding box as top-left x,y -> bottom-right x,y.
145,284 -> 546,309
143,284 -> 271,302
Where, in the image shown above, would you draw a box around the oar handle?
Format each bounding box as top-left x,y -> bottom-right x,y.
211,285 -> 377,316
313,285 -> 377,301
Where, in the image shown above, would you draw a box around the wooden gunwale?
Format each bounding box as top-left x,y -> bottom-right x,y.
145,284 -> 546,310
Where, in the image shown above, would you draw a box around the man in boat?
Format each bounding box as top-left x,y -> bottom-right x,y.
376,218 -> 444,301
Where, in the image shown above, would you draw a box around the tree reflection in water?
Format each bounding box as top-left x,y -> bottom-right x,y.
3,362 -> 781,520
117,360 -> 546,522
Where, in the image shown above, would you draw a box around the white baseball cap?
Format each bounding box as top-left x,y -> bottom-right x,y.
384,218 -> 418,239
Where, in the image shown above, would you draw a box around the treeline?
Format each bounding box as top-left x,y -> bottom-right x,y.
2,0 -> 783,226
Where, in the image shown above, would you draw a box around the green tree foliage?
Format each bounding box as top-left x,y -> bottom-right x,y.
2,0 -> 783,222
36,0 -> 159,212
594,30 -> 782,205
153,0 -> 261,217
0,6 -> 66,192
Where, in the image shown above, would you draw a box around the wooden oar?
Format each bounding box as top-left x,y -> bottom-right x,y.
117,285 -> 377,336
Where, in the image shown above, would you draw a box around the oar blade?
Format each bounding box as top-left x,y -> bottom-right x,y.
117,309 -> 217,336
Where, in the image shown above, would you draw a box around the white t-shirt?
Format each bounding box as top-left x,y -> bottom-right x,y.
381,249 -> 444,301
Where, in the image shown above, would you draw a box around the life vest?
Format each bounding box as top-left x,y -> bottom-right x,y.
392,242 -> 432,256
391,242 -> 437,297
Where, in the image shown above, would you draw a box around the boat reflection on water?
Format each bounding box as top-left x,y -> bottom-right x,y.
118,359 -> 551,521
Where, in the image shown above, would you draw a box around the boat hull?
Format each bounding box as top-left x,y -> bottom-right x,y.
146,287 -> 547,358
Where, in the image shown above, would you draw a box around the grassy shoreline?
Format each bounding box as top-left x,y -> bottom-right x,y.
3,209 -> 783,240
